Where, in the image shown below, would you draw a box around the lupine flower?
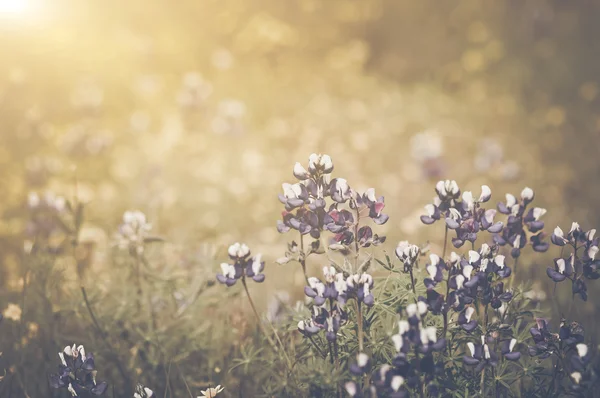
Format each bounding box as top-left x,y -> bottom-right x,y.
198,385 -> 224,398
277,153 -> 335,238
395,241 -> 420,272
495,188 -> 549,257
548,224 -> 599,300
527,318 -> 582,360
458,306 -> 477,332
346,273 -> 375,306
423,254 -> 445,289
449,186 -> 503,248
134,384 -> 154,398
349,352 -> 371,375
117,211 -> 152,255
216,243 -> 265,286
420,180 -> 460,225
501,339 -> 521,360
49,344 -> 108,396
463,336 -> 499,372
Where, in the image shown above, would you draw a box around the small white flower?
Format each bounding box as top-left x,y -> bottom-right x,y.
465,307 -> 475,322
587,229 -> 596,241
392,334 -> 404,352
571,372 -> 582,384
468,250 -> 480,264
570,222 -> 581,234
467,342 -> 476,357
357,352 -> 369,367
462,191 -> 474,211
293,162 -> 310,180
521,187 -> 534,201
505,193 -> 517,208
532,207 -> 547,220
463,265 -> 473,280
554,226 -> 565,238
398,320 -> 410,335
495,255 -> 506,269
455,274 -> 465,290
198,385 -> 224,398
365,188 -> 377,202
576,343 -> 588,358
556,258 -> 566,274
68,383 -> 78,397
390,375 -> 404,392
479,185 -> 492,202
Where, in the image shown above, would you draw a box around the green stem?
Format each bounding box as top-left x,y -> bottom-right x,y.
357,301 -> 364,352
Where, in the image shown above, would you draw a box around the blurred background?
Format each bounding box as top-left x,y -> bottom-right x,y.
1,0 -> 600,396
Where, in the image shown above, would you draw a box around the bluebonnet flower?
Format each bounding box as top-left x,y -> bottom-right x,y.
277,154 -> 333,238
389,312 -> 445,395
49,344 -> 108,396
450,186 -> 503,248
495,188 -> 549,257
216,243 -> 265,286
394,241 -> 420,272
420,180 -> 461,225
423,254 -> 445,289
346,273 -> 375,306
570,344 -> 592,393
349,352 -> 371,375
458,306 -> 477,332
549,223 -> 599,300
463,336 -> 499,372
134,384 -> 154,398
301,267 -> 350,342
501,338 -> 521,361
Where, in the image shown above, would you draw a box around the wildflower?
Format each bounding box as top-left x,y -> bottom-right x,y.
457,306 -> 477,332
463,336 -> 499,372
420,180 -> 460,225
49,344 -> 108,396
134,384 -> 154,398
501,339 -> 521,361
349,352 -> 371,375
216,243 -> 265,286
395,241 -> 420,272
548,224 -> 599,300
198,385 -> 224,398
495,188 -> 549,257
3,303 -> 22,322
346,273 -> 375,306
117,211 -> 152,255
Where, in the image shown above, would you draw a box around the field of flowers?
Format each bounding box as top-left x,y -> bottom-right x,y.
1,0 -> 600,397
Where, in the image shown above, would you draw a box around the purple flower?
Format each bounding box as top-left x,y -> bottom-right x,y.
216,243 -> 265,285
49,344 -> 108,396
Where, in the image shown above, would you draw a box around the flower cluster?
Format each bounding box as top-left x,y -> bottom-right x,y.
528,317 -> 584,359
49,344 -> 108,396
494,187 -> 549,258
216,243 -> 265,286
277,154 -> 333,238
421,181 -> 503,248
299,267 -> 374,342
382,304 -> 446,396
463,335 -> 521,372
548,223 -> 599,300
278,153 -> 387,247
117,211 -> 152,255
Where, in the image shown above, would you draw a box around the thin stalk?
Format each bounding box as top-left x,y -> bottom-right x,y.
299,234 -> 309,284
442,225 -> 449,259
357,301 -> 364,352
174,362 -> 194,398
327,341 -> 335,365
242,278 -> 278,350
241,278 -> 294,371
80,286 -> 132,388
409,267 -> 416,295
308,335 -> 327,358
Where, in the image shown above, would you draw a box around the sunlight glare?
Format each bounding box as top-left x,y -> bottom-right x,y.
0,0 -> 29,16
